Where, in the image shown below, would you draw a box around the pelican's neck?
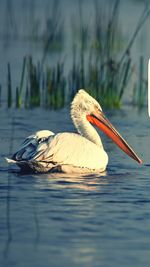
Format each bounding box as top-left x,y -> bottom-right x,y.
71,110 -> 103,147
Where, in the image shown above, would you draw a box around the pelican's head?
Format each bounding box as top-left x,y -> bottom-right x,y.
71,89 -> 102,115
71,89 -> 142,164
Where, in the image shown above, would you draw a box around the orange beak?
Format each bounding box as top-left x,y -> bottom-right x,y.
86,111 -> 142,164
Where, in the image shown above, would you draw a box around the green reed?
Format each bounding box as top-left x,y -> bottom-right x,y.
16,56 -> 26,108
27,57 -> 41,107
44,62 -> 66,109
3,0 -> 150,110
132,56 -> 147,108
69,0 -> 126,108
69,0 -> 149,108
7,63 -> 12,108
41,0 -> 64,66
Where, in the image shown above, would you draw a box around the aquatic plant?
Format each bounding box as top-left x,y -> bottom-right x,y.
69,0 -> 149,108
3,0 -> 18,40
41,0 -> 64,66
2,0 -> 150,110
7,63 -> 12,108
16,56 -> 26,108
44,62 -> 66,109
1,0 -> 64,55
68,0 -> 126,107
132,56 -> 147,108
27,57 -> 41,107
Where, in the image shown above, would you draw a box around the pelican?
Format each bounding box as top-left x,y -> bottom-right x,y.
6,89 -> 142,173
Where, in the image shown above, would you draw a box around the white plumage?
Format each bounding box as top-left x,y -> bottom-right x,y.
6,89 -> 142,173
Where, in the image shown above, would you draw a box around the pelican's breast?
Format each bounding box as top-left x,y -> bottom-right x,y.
47,132 -> 108,170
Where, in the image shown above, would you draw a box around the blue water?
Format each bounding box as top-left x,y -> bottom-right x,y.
0,107 -> 150,267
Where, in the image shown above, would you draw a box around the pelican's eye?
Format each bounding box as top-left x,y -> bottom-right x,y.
94,105 -> 102,113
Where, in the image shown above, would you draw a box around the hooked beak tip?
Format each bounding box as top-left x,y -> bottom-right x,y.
138,159 -> 142,165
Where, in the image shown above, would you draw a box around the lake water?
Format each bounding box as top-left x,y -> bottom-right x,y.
0,106 -> 150,267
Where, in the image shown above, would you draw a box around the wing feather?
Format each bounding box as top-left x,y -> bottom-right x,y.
12,130 -> 54,161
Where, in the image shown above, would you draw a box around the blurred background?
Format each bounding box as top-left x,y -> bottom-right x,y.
0,0 -> 150,110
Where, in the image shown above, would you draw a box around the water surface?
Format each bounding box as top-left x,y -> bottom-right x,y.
0,107 -> 150,267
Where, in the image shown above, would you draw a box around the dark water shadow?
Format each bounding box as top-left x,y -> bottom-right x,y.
2,173 -> 12,260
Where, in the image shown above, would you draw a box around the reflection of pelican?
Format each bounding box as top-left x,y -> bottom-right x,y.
35,172 -> 107,191
6,89 -> 142,173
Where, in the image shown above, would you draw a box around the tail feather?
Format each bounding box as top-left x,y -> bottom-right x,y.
5,157 -> 16,164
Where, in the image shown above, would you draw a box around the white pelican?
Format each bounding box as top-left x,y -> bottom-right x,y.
6,89 -> 142,173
